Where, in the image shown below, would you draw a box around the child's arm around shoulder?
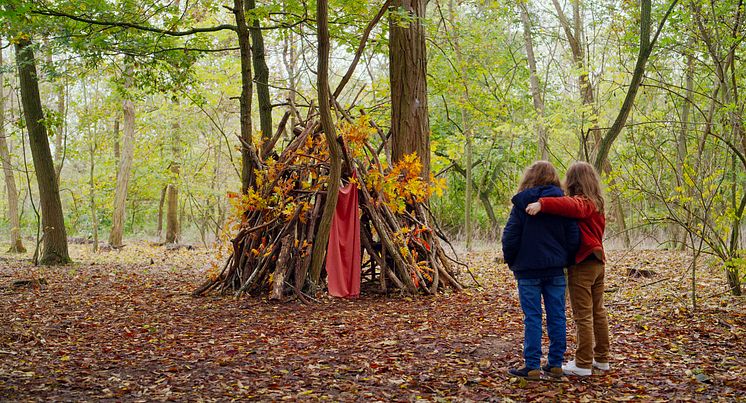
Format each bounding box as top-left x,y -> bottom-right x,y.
534,196 -> 596,219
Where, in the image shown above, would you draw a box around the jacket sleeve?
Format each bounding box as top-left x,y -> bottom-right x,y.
564,219 -> 580,266
539,196 -> 597,219
501,206 -> 523,267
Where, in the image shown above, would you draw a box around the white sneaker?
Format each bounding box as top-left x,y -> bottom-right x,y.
593,359 -> 610,371
562,360 -> 592,376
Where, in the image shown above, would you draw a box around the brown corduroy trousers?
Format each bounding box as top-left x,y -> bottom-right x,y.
567,257 -> 610,369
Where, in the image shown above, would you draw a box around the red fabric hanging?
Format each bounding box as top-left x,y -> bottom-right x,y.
326,180 -> 361,298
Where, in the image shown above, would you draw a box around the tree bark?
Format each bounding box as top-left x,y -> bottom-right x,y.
113,117 -> 120,165
157,185 -> 167,238
308,0 -> 344,287
165,99 -> 181,243
109,63 -> 136,248
0,40 -> 25,253
15,39 -> 70,264
233,0 -> 256,194
165,184 -> 179,243
390,0 -> 431,178
246,0 -> 273,143
519,1 -> 548,160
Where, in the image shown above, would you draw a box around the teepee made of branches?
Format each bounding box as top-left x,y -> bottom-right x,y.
193,109 -> 464,300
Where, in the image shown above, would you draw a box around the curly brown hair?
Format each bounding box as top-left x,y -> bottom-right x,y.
517,161 -> 561,192
565,161 -> 605,214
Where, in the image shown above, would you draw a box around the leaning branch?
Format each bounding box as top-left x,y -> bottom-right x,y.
33,9 -> 238,35
332,0 -> 392,100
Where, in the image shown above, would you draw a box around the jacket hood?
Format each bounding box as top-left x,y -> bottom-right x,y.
511,185 -> 564,209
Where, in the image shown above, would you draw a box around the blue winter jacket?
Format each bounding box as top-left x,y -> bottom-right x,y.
501,185 -> 580,279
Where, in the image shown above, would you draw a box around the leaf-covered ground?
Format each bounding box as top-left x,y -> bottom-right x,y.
1,243 -> 744,401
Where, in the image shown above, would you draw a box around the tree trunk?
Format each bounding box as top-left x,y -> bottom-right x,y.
113,117 -> 120,166
156,185 -> 167,238
233,0 -> 256,194
165,99 -> 181,243
519,1 -> 548,160
109,64 -> 136,248
81,77 -> 98,253
0,40 -> 25,253
165,184 -> 179,244
389,0 -> 431,178
53,82 -> 65,180
551,0 -> 602,157
447,0 -> 473,250
247,0 -> 273,143
15,39 -> 70,264
281,8 -> 298,130
594,0 -> 677,171
308,0 -> 344,287
89,141 -> 98,252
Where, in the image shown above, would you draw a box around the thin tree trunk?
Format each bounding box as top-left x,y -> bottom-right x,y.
594,0 -> 678,171
447,0 -> 473,250
233,0 -> 256,194
157,185 -> 167,238
551,0 -> 601,156
390,0 -> 431,178
89,141 -> 98,252
246,0 -> 273,143
519,1 -> 548,160
109,63 -> 136,248
166,184 -> 179,244
15,39 -> 70,264
308,0 -> 343,287
53,82 -> 65,180
282,9 -> 298,130
82,77 -> 98,252
0,40 -> 25,253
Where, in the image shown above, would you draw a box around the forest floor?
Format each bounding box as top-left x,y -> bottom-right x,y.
0,242 -> 744,402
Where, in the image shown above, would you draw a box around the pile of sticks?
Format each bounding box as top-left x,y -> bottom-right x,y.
193,110 -> 463,299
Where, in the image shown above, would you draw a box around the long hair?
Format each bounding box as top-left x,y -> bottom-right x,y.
517,161 -> 561,192
565,161 -> 605,214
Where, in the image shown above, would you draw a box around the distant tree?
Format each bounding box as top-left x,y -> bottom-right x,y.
0,39 -> 26,253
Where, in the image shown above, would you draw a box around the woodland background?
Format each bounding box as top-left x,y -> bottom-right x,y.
0,0 -> 743,285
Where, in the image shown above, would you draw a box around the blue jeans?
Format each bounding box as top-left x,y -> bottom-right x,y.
517,275 -> 566,369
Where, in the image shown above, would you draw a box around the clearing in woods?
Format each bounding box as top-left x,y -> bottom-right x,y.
0,243 -> 744,401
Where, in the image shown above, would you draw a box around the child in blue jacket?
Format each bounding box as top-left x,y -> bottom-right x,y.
502,161 -> 579,379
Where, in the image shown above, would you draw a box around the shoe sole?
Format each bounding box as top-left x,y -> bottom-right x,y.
506,369 -> 541,380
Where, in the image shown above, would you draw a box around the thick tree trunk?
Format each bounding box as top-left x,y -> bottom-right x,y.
109,64 -> 136,248
15,39 -> 70,264
156,185 -> 167,238
308,0 -> 343,287
519,2 -> 548,160
233,0 -> 256,194
0,42 -> 25,253
389,0 -> 431,178
247,0 -> 273,143
165,184 -> 179,244
165,99 -> 181,243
